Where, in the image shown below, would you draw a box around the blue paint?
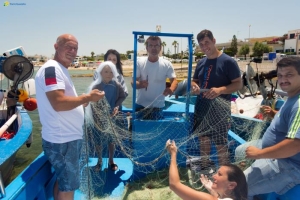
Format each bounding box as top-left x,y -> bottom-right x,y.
2,32 -> 299,200
0,109 -> 32,164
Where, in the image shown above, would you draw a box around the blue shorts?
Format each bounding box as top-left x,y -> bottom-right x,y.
42,139 -> 82,192
245,158 -> 300,198
235,140 -> 300,198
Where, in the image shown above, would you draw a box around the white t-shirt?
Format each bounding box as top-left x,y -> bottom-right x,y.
35,60 -> 84,143
135,57 -> 176,108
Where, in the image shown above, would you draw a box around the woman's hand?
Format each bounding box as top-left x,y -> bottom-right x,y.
166,139 -> 177,154
200,174 -> 213,191
200,174 -> 220,197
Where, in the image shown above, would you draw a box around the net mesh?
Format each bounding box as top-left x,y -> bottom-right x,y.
78,91 -> 271,199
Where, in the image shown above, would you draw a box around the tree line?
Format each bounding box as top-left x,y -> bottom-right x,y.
84,34 -> 289,61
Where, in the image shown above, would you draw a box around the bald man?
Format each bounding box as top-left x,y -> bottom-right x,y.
35,34 -> 105,200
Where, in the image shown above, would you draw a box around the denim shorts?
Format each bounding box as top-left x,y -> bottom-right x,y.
236,140 -> 300,198
42,139 -> 82,192
245,158 -> 300,199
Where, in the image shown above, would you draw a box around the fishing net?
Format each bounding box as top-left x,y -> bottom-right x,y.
78,90 -> 271,200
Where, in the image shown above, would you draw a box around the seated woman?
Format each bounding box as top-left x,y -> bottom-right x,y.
166,140 -> 248,200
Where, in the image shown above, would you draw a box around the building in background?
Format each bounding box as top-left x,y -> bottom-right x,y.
195,28 -> 300,57
27,54 -> 48,65
284,29 -> 300,55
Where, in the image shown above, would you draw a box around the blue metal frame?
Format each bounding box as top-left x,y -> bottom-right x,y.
131,31 -> 194,119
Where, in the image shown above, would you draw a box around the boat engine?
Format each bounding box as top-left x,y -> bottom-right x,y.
237,58 -> 280,102
0,48 -> 34,133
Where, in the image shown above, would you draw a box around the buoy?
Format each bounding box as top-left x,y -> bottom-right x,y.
23,97 -> 37,111
18,89 -> 29,102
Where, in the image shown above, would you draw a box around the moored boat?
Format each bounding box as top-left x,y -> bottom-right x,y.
1,34 -> 299,200
0,48 -> 35,197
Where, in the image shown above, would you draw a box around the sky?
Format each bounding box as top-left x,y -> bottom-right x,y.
1,0 -> 299,58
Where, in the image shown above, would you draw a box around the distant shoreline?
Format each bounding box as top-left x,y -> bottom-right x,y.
68,61 -> 276,78
36,61 -> 277,79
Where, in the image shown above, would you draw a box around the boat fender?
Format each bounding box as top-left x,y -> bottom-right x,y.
23,97 -> 37,111
26,133 -> 33,148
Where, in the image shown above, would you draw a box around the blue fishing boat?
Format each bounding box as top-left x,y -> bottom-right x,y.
0,49 -> 35,197
1,33 -> 299,200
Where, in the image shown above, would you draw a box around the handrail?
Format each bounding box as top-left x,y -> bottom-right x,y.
0,113 -> 17,137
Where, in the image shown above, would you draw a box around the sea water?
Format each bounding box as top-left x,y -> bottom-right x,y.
9,69 -> 133,183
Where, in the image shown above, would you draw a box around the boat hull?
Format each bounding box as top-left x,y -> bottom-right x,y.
0,106 -> 32,189
2,102 -> 299,200
0,153 -> 16,186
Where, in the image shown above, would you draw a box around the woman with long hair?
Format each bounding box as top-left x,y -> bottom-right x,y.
167,140 -> 248,200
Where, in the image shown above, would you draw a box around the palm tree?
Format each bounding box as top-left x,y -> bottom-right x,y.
91,51 -> 95,59
161,41 -> 166,56
172,40 -> 178,55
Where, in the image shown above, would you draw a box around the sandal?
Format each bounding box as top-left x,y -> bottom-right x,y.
108,163 -> 118,171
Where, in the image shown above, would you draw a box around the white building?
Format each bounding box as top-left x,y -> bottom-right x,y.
284,29 -> 300,54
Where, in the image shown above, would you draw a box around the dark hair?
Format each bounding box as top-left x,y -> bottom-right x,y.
145,36 -> 162,46
104,49 -> 123,75
277,57 -> 300,75
196,29 -> 214,42
223,163 -> 248,200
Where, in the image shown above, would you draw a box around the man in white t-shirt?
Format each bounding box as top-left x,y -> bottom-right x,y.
131,36 -> 178,119
35,34 -> 104,200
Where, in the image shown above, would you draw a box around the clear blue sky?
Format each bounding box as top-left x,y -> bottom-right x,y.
1,0 -> 299,57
